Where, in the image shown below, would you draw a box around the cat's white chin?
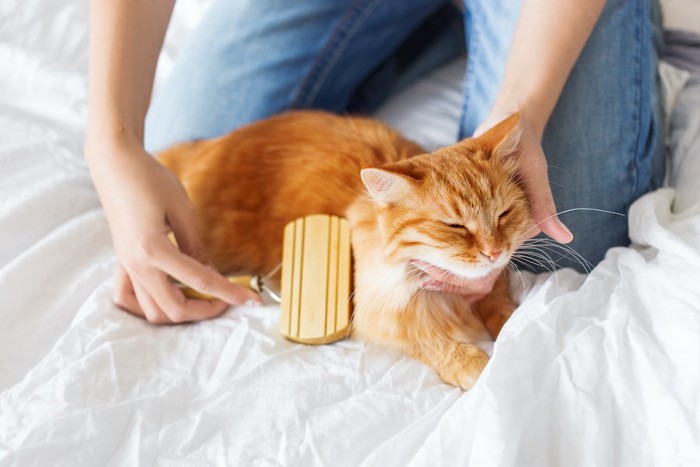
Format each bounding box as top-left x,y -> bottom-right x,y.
409,258 -> 504,281
409,259 -> 504,298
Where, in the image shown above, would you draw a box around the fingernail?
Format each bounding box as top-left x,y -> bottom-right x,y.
558,219 -> 573,242
244,299 -> 262,307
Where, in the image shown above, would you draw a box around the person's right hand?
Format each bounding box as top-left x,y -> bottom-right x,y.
86,138 -> 262,324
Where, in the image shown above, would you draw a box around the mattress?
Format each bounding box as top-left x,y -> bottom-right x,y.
1,1 -> 699,466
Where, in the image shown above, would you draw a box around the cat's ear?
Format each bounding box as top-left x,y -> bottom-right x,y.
361,168 -> 414,204
477,113 -> 522,159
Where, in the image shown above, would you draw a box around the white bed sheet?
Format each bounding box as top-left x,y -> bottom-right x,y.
1,1 -> 699,466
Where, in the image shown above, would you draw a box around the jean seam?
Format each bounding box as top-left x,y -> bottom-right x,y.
292,0 -> 384,108
459,0 -> 479,139
629,0 -> 645,204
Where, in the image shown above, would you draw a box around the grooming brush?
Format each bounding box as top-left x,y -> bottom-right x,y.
180,214 -> 352,345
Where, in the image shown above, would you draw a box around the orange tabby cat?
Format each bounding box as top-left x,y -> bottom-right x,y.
157,111 -> 531,390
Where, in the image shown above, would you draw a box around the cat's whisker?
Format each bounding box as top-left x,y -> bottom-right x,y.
512,248 -> 558,273
518,237 -> 593,273
513,163 -> 570,182
344,313 -> 356,340
515,189 -> 570,198
342,290 -> 358,340
516,243 -> 562,263
402,266 -> 427,283
506,263 -> 527,296
343,290 -> 358,339
541,180 -> 571,191
348,312 -> 362,340
524,207 -> 625,238
522,237 -> 589,261
512,255 -> 554,274
514,177 -> 571,191
515,244 -> 588,280
406,270 -> 436,310
445,150 -> 467,179
429,154 -> 438,181
512,162 -> 567,174
435,268 -> 478,297
405,264 -> 455,312
344,289 -> 379,341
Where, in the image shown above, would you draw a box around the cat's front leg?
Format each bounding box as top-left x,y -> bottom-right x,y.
352,292 -> 489,390
414,339 -> 489,390
471,272 -> 516,341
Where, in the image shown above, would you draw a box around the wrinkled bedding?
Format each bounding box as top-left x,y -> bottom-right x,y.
1,1 -> 699,466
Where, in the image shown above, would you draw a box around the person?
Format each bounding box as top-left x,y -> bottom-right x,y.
85,0 -> 664,324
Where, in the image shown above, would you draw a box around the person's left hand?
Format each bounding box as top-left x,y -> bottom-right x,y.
418,112 -> 574,299
474,112 -> 574,244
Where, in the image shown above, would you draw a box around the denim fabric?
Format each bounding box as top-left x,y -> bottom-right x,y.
461,0 -> 665,271
145,0 -> 448,152
146,0 -> 664,273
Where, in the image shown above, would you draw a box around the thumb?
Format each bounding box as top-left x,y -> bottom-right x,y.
530,186 -> 573,244
519,153 -> 573,244
168,208 -> 263,305
167,203 -> 214,266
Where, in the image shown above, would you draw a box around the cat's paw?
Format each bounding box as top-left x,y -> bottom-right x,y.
438,343 -> 489,390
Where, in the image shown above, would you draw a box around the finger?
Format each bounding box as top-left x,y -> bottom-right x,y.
140,270 -> 230,323
518,154 -> 573,244
132,279 -> 173,324
113,266 -> 143,316
167,203 -> 212,265
145,236 -> 262,305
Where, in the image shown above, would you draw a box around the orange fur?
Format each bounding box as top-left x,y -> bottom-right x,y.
157,111 -> 530,390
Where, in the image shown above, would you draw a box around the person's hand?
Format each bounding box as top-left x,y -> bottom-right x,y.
411,260 -> 502,303
474,112 -> 573,244
86,138 -> 261,324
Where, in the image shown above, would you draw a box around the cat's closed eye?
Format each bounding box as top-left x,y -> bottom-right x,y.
498,209 -> 511,219
441,221 -> 467,230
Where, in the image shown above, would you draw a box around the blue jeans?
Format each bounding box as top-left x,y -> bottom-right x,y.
146,0 -> 665,273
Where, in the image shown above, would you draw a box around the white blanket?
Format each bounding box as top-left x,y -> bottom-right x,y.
1,1 -> 699,466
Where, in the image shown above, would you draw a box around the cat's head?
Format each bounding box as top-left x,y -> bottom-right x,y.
361,114 -> 532,285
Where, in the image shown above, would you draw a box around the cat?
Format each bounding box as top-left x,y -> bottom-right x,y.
157,110 -> 531,390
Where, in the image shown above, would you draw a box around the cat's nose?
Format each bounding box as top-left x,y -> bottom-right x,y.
480,250 -> 502,262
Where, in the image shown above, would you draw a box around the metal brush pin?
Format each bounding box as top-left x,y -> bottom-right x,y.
178,214 -> 352,345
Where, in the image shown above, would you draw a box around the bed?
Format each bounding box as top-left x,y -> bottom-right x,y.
1,1 -> 699,466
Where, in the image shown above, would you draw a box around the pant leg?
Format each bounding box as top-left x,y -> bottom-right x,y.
145,0 -> 447,153
459,0 -> 666,272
